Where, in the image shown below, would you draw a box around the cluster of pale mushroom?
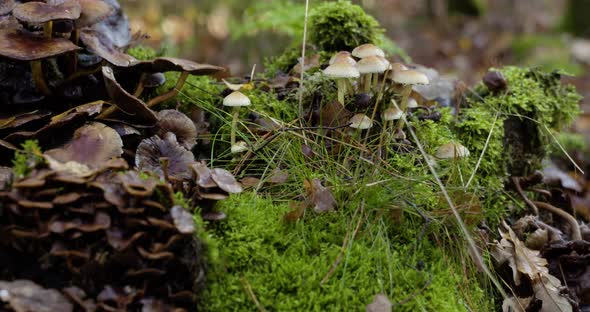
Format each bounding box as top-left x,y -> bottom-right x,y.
323,43 -> 470,160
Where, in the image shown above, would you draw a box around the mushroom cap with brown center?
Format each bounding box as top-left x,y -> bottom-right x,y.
349,113 -> 373,129
223,91 -> 251,107
79,29 -> 137,67
12,0 -> 81,23
76,0 -> 114,27
323,61 -> 360,79
329,51 -> 356,66
352,43 -> 384,58
392,69 -> 430,85
0,28 -> 80,61
382,107 -> 403,121
435,142 -> 470,159
356,55 -> 389,74
130,57 -> 224,75
135,133 -> 195,180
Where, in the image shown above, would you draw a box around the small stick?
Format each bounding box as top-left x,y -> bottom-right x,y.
511,176 -> 539,215
532,201 -> 581,241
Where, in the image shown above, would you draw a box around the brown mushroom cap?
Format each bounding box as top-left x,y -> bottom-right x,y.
79,29 -> 137,67
101,66 -> 158,124
135,133 -> 195,180
44,122 -> 123,167
155,110 -> 197,150
76,0 -> 114,28
0,0 -> 15,15
130,57 -> 224,75
0,28 -> 80,61
12,0 -> 81,23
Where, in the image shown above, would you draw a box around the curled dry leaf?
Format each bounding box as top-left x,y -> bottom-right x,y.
0,280 -> 73,312
304,178 -> 337,213
502,296 -> 532,312
170,205 -> 195,234
135,133 -> 195,180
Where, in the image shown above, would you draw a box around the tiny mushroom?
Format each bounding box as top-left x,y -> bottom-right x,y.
0,28 -> 80,95
407,96 -> 419,108
356,55 -> 389,92
222,90 -> 251,151
230,141 -> 248,154
435,142 -> 470,159
351,43 -> 384,59
323,60 -> 360,104
349,113 -> 373,130
378,103 -> 403,147
12,0 -> 81,39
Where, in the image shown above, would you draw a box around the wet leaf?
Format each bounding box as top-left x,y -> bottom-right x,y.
304,178 -> 336,213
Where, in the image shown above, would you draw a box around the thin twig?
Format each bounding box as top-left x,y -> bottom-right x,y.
511,176 -> 539,215
240,275 -> 267,312
532,201 -> 582,241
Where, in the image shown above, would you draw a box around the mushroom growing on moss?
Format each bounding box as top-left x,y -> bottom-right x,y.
356,55 -> 389,92
435,142 -> 470,159
392,69 -> 429,130
0,28 -> 80,95
223,90 -> 251,152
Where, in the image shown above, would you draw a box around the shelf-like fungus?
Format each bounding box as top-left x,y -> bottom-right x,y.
0,28 -> 80,95
222,90 -> 251,151
323,60 -> 360,104
12,0 -> 81,39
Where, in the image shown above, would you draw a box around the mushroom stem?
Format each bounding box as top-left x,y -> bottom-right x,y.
394,85 -> 412,132
134,73 -> 148,97
372,72 -> 379,89
230,107 -> 240,146
44,21 -> 53,38
337,79 -> 346,104
363,74 -> 372,93
146,71 -> 189,108
30,60 -> 52,95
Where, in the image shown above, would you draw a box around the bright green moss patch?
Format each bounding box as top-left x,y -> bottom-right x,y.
203,192 -> 493,311
126,45 -> 159,61
12,140 -> 43,179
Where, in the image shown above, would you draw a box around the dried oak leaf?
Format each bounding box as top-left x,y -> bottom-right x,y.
44,122 -> 123,167
156,110 -> 197,150
170,205 -> 195,234
135,133 -> 194,180
0,280 -> 73,312
304,178 -> 337,213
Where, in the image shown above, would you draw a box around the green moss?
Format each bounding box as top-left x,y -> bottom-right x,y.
549,132 -> 587,155
126,45 -> 159,61
309,1 -> 384,52
467,66 -> 581,175
203,192 -> 493,311
12,140 -> 43,179
511,35 -> 583,75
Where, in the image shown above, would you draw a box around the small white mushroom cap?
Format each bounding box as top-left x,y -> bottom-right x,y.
231,141 -> 248,154
382,107 -> 403,121
435,142 -> 470,159
352,43 -> 384,58
389,62 -> 408,72
407,97 -> 418,108
349,113 -> 373,129
356,55 -> 389,74
329,51 -> 356,66
223,91 -> 251,107
393,69 -> 429,85
323,61 -> 360,79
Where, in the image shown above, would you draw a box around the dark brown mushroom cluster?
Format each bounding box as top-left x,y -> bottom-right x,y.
0,121 -> 242,311
0,0 -> 223,164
